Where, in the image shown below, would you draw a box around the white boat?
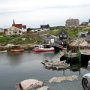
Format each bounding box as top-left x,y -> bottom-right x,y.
0,50 -> 7,53
34,45 -> 54,52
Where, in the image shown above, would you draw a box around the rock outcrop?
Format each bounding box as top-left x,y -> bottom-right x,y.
49,75 -> 78,83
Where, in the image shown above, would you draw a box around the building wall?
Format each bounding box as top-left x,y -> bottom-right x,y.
65,19 -> 79,28
5,26 -> 23,35
88,23 -> 90,26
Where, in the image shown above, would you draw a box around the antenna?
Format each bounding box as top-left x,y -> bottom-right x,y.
13,19 -> 15,25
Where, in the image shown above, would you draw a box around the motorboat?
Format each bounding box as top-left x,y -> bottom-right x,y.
34,45 -> 54,52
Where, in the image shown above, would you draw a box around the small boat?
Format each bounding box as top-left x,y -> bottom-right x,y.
10,48 -> 24,52
0,50 -> 7,53
9,46 -> 24,53
0,47 -> 7,53
34,45 -> 54,52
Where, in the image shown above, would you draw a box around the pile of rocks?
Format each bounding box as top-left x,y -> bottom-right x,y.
49,75 -> 78,83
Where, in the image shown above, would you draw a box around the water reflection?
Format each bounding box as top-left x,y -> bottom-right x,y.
7,52 -> 23,66
0,51 -> 90,90
41,52 -> 89,76
70,63 -> 81,72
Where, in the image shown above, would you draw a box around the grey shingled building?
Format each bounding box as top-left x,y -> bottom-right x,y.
65,18 -> 79,28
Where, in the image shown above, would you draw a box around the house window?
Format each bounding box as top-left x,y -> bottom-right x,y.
60,35 -> 62,37
19,30 -> 21,33
64,35 -> 67,37
9,32 -> 11,35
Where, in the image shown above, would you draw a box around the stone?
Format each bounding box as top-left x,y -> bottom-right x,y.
16,79 -> 43,90
36,86 -> 50,90
49,75 -> 78,83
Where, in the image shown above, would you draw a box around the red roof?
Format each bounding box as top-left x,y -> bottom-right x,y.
12,24 -> 23,29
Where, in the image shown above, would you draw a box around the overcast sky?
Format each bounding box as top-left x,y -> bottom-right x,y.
0,0 -> 90,28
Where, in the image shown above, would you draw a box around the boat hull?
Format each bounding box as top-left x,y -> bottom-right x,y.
34,47 -> 54,52
0,50 -> 7,53
10,49 -> 24,53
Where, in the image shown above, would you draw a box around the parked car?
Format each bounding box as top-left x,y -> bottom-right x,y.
82,73 -> 90,90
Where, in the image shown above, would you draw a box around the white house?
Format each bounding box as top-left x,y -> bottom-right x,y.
12,20 -> 27,32
40,24 -> 50,31
5,26 -> 23,35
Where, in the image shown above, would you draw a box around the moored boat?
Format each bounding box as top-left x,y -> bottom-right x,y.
9,46 -> 24,53
34,45 -> 54,52
10,48 -> 24,52
0,50 -> 7,53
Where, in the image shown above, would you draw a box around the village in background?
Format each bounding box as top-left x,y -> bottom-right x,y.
0,18 -> 90,44
1,18 -> 90,90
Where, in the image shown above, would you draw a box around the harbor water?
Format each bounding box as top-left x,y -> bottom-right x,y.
0,51 -> 89,90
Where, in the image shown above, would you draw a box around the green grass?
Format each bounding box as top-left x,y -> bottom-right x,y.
0,26 -> 89,45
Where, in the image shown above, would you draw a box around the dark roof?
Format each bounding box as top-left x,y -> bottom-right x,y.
40,24 -> 50,29
80,22 -> 88,26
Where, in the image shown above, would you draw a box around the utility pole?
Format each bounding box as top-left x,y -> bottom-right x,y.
77,27 -> 81,65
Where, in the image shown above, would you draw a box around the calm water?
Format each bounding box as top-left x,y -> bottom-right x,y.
0,51 -> 89,90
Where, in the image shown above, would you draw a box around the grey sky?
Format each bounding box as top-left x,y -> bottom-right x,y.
0,0 -> 90,28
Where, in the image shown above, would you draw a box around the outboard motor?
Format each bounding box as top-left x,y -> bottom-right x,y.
82,73 -> 90,90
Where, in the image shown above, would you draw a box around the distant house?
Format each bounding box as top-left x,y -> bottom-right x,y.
42,35 -> 58,44
59,31 -> 68,40
80,22 -> 88,27
86,31 -> 90,42
59,31 -> 69,47
65,18 -> 79,28
80,33 -> 86,38
0,28 -> 4,35
79,32 -> 88,38
5,26 -> 23,35
30,24 -> 50,32
88,19 -> 90,26
31,28 -> 41,32
40,24 -> 50,31
12,20 -> 27,32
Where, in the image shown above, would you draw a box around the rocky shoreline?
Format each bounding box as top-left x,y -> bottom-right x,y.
0,44 -> 36,52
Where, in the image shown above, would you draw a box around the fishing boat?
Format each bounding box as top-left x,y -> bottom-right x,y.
9,46 -> 24,53
34,45 -> 54,52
